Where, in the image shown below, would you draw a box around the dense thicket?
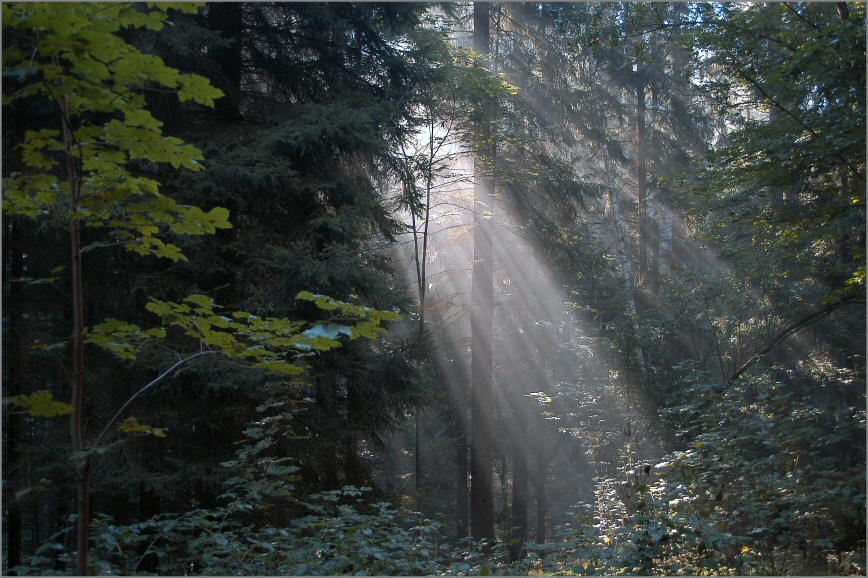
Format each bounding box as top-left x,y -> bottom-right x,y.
3,2 -> 864,576
158,1 -> 449,501
3,2 -> 446,573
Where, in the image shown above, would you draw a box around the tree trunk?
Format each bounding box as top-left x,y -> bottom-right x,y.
837,2 -> 850,21
415,410 -> 424,511
3,95 -> 28,573
70,183 -> 90,577
605,155 -> 646,382
535,469 -> 546,545
443,339 -> 469,538
411,117 -> 437,514
509,406 -> 528,561
507,317 -> 535,561
534,420 -> 547,545
470,0 -> 495,545
659,214 -> 672,281
636,69 -> 647,285
3,217 -> 24,571
532,419 -> 567,546
57,84 -> 91,576
315,376 -> 339,488
456,414 -> 469,539
42,70 -> 91,574
650,86 -> 661,304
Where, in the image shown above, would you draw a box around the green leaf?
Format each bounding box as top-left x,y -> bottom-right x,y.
178,73 -> 225,107
169,206 -> 232,235
3,1 -> 230,267
85,317 -> 166,359
184,294 -> 216,311
6,390 -> 73,418
21,129 -> 63,170
123,107 -> 163,131
117,417 -> 167,437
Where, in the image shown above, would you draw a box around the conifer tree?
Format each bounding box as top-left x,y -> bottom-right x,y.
142,2 -> 451,501
469,1 -> 496,545
3,4 -> 415,572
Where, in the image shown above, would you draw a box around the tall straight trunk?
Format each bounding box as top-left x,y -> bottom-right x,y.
315,375 -> 339,488
442,341 -> 469,538
3,217 -> 24,570
535,468 -> 546,545
533,418 -> 547,545
456,418 -> 469,538
3,95 -> 27,572
651,207 -> 660,302
636,70 -> 648,285
72,223 -> 91,578
768,105 -> 785,206
508,316 -> 536,560
343,435 -> 365,486
509,408 -> 527,561
660,215 -> 673,280
415,411 -> 424,510
650,86 -> 660,304
611,189 -> 646,380
661,12 -> 685,284
57,81 -> 91,576
470,0 -> 495,544
605,154 -> 646,382
411,118 -> 436,513
532,418 -> 567,546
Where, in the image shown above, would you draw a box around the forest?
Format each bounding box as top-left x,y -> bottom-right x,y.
1,2 -> 865,575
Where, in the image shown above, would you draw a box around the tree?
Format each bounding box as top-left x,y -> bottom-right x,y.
114,2 -> 450,512
391,17 -> 463,511
4,3 -> 864,574
469,0 -> 497,545
3,5 -> 223,572
636,66 -> 648,285
2,4 -> 401,573
679,1 -> 865,379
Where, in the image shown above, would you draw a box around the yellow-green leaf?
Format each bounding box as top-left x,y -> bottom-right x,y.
118,417 -> 167,437
6,390 -> 73,418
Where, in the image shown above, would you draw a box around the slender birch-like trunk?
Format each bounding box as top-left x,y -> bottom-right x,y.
58,82 -> 91,577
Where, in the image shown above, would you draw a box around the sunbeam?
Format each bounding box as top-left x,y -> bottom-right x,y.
392,119 -> 677,533
5,2 -> 862,574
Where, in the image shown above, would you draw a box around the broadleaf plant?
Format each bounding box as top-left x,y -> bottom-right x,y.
1,3 -> 401,575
